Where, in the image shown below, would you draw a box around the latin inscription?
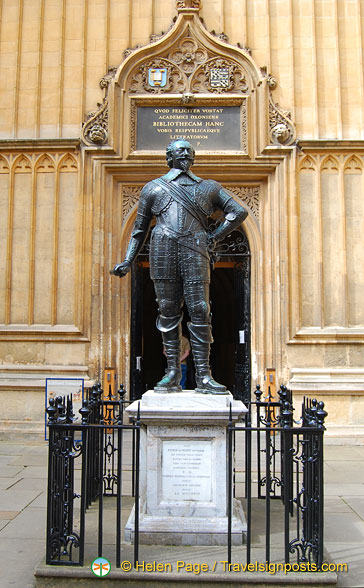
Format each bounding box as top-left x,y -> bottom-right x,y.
136,106 -> 241,150
162,440 -> 212,502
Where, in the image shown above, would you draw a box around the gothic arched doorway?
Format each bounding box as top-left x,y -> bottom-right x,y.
130,226 -> 251,403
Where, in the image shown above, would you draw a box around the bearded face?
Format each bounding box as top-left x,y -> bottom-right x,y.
177,157 -> 192,172
171,141 -> 194,171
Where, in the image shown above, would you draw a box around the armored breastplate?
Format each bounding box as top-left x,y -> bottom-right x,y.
151,180 -> 210,234
157,200 -> 204,234
150,184 -> 173,215
193,180 -> 216,216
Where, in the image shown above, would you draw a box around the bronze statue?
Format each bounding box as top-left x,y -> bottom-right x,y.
111,139 -> 248,394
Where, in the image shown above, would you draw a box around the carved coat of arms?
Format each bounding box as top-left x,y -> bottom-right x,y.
209,68 -> 229,88
148,68 -> 168,87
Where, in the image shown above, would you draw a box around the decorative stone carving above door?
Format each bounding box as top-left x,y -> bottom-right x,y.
81,0 -> 296,156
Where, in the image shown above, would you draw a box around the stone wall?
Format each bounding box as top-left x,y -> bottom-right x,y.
1,0 -> 364,439
0,0 -> 363,140
0,143 -> 90,438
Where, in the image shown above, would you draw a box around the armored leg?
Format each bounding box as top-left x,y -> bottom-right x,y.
184,281 -> 227,395
153,280 -> 184,393
154,314 -> 182,392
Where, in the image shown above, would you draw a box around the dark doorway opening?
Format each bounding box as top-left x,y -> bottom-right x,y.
130,227 -> 251,402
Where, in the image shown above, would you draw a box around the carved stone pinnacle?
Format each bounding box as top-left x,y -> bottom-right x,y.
176,0 -> 201,12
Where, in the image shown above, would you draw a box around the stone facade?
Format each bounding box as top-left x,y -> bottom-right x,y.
1,0 -> 364,439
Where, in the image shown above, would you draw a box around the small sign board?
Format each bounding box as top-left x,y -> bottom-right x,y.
45,378 -> 84,440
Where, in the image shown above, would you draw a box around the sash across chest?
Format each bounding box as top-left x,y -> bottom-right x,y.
154,178 -> 208,231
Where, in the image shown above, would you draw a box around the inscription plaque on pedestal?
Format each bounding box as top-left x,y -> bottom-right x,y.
162,440 -> 212,502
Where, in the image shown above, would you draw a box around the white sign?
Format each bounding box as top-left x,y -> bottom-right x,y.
239,329 -> 245,344
162,440 -> 212,502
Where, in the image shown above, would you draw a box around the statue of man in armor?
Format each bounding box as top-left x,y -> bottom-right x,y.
111,139 -> 248,394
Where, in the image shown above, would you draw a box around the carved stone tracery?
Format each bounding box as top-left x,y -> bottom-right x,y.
81,1 -> 296,149
128,38 -> 249,96
191,57 -> 249,94
228,186 -> 260,220
169,38 -> 208,74
121,185 -> 142,220
264,70 -> 296,146
268,96 -> 296,146
129,58 -> 185,95
81,67 -> 117,146
0,156 -> 9,173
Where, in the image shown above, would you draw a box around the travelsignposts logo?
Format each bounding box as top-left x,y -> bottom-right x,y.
91,557 -> 111,577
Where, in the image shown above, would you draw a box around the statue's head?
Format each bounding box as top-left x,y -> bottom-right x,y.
166,139 -> 195,171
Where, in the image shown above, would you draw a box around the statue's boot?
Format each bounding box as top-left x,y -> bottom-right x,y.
188,322 -> 228,395
155,314 -> 182,393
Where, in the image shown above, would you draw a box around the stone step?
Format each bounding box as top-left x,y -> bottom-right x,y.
34,563 -> 337,588
35,546 -> 337,588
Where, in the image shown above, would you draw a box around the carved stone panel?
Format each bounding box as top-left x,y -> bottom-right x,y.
121,185 -> 141,220
80,3 -> 296,152
228,186 -> 260,220
191,57 -> 249,94
128,36 -> 250,97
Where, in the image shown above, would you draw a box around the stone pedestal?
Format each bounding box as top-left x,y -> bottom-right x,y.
125,390 -> 247,546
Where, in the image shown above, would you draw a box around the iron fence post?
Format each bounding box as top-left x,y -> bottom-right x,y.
316,401 -> 327,567
134,402 -> 141,568
116,403 -> 123,568
255,385 -> 262,499
246,401 -> 252,564
265,400 -> 271,563
98,425 -> 104,557
281,415 -> 291,563
227,402 -> 233,565
79,426 -> 88,566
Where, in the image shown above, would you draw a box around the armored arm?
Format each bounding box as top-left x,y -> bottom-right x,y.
208,186 -> 248,247
110,185 -> 153,277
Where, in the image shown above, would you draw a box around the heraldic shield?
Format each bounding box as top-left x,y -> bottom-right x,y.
148,68 -> 167,87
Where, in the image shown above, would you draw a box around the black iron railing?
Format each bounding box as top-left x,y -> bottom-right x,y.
45,381 -> 326,572
228,385 -> 327,569
45,384 -> 140,567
